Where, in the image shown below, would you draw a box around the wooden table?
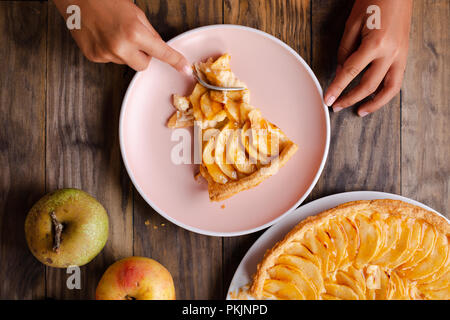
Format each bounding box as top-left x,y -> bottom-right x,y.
0,0 -> 448,300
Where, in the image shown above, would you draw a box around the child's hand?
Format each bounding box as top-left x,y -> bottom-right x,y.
324,0 -> 412,117
54,0 -> 191,74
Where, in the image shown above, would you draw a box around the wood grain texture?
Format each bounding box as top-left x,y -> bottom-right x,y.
0,0 -> 448,300
137,0 -> 223,41
223,0 -> 311,297
224,0 -> 311,61
0,1 -> 47,300
402,0 -> 449,217
134,0 -> 224,300
310,0 -> 401,201
45,2 -> 133,299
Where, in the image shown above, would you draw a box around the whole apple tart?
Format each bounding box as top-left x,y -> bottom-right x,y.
249,199 -> 450,300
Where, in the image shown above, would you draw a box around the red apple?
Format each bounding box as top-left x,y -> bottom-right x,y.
95,256 -> 175,300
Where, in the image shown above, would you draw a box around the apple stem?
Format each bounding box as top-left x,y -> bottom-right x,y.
50,211 -> 63,253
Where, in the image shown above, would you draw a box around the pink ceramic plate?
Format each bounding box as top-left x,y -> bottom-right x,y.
120,25 -> 330,236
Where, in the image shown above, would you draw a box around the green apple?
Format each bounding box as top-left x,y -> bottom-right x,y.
25,188 -> 109,268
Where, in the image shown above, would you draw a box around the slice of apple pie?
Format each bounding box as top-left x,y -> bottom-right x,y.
249,199 -> 450,300
167,54 -> 298,201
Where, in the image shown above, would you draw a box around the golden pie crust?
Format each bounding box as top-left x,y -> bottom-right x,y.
167,54 -> 298,201
249,199 -> 450,300
199,141 -> 298,201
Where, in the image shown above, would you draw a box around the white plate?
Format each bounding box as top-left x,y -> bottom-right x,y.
226,191 -> 448,299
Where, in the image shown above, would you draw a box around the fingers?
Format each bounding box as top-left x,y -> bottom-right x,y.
98,50 -> 125,65
110,57 -> 125,65
135,11 -> 191,74
82,45 -> 125,65
337,19 -> 363,66
332,59 -> 391,111
357,64 -> 404,117
135,24 -> 191,76
324,42 -> 376,107
121,49 -> 151,71
136,12 -> 162,40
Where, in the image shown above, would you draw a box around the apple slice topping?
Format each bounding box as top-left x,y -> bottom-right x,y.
321,293 -> 342,300
417,248 -> 449,285
390,219 -> 423,269
388,271 -> 409,300
315,227 -> 337,273
418,287 -> 450,300
345,265 -> 367,294
268,264 -> 318,299
224,99 -> 241,123
398,223 -> 436,271
214,122 -> 238,180
372,218 -> 411,268
276,254 -> 324,293
203,134 -> 229,184
248,109 -> 281,159
401,232 -> 448,282
301,229 -> 330,277
340,217 -> 359,263
335,270 -> 365,299
189,83 -> 208,122
418,270 -> 450,295
324,282 -> 359,300
375,269 -> 391,299
371,216 -> 401,262
355,214 -> 382,267
200,91 -> 225,120
263,279 -> 305,300
226,129 -> 256,174
326,219 -> 348,269
285,242 -> 321,269
240,103 -> 253,122
241,120 -> 268,164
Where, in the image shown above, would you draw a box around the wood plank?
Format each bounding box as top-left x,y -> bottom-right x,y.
402,0 -> 449,217
134,0 -> 224,300
224,0 -> 311,61
45,2 -> 134,299
137,0 -> 223,40
0,1 -> 47,299
223,0 -> 311,297
310,0 -> 401,201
